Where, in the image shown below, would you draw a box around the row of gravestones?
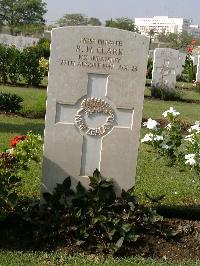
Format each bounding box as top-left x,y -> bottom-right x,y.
41,26 -> 198,200
152,48 -> 200,88
0,34 -> 39,50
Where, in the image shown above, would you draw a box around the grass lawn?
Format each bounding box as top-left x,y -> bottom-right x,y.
0,85 -> 199,203
0,84 -> 200,264
0,85 -> 46,118
0,252 -> 199,266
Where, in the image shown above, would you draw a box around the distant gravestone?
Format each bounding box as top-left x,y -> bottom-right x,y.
196,55 -> 200,82
42,26 -> 149,195
152,48 -> 181,89
176,52 -> 186,76
0,34 -> 39,50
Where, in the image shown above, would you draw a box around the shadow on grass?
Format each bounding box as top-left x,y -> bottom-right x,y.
0,121 -> 44,136
157,205 -> 200,221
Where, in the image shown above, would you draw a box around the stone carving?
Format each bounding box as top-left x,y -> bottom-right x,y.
75,97 -> 115,136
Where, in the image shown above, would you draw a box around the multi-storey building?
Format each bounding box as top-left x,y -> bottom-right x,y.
135,16 -> 191,36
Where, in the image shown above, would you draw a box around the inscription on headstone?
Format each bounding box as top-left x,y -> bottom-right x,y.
42,26 -> 149,194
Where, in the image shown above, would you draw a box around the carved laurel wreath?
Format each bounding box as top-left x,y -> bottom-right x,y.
75,97 -> 115,136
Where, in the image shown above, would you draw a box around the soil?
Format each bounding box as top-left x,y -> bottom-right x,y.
0,215 -> 199,261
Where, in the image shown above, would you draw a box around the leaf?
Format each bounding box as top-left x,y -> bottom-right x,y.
7,192 -> 18,205
76,182 -> 86,194
43,192 -> 54,202
62,176 -> 71,189
115,237 -> 124,249
121,223 -> 132,233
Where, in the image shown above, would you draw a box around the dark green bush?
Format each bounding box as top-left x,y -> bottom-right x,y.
181,54 -> 196,83
151,86 -> 182,101
37,38 -> 50,59
0,44 -> 9,84
0,92 -> 23,113
20,46 -> 45,86
146,57 -> 153,79
0,42 -> 49,87
26,170 -> 162,255
7,46 -> 21,85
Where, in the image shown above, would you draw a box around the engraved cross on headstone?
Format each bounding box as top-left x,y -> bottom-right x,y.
156,59 -> 175,86
56,73 -> 134,177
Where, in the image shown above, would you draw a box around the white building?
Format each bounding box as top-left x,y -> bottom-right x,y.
135,16 -> 191,37
188,25 -> 200,39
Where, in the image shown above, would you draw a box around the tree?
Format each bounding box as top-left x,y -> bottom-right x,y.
157,32 -> 199,50
105,17 -> 138,32
0,0 -> 47,35
88,17 -> 101,26
58,13 -> 88,26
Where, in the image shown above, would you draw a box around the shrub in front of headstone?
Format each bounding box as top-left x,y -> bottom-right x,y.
0,92 -> 23,113
20,46 -> 46,86
0,132 -> 42,218
142,107 -> 200,176
151,86 -> 182,101
27,169 -> 162,254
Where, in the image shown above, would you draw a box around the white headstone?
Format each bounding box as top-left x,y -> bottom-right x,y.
152,48 -> 181,89
196,55 -> 200,82
42,26 -> 149,195
176,52 -> 186,76
0,34 -> 39,50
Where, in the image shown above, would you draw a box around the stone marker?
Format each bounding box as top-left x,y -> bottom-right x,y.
42,26 -> 149,195
196,55 -> 200,82
0,34 -> 39,50
152,48 -> 182,89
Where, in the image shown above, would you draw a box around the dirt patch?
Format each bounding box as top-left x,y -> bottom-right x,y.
0,215 -> 199,261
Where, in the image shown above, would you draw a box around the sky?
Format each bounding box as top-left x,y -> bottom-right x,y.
45,0 -> 200,25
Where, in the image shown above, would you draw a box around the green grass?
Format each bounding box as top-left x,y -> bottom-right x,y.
0,85 -> 200,263
0,85 -> 46,118
0,114 -> 44,150
143,99 -> 200,122
0,252 -> 199,266
145,87 -> 200,102
0,84 -> 199,203
0,112 -> 199,205
135,144 -> 200,206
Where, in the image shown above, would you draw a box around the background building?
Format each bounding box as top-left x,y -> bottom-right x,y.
135,16 -> 191,37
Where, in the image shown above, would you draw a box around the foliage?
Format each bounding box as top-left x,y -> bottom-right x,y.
151,86 -> 182,101
19,46 -> 46,86
37,38 -> 50,59
0,132 -> 42,218
157,32 -> 198,50
0,43 -> 48,86
0,92 -> 23,113
26,170 -> 162,254
105,17 -> 138,32
58,13 -> 88,26
0,0 -> 47,35
146,57 -> 153,79
142,107 -> 200,176
57,13 -> 102,27
182,54 -> 196,83
88,17 -> 102,26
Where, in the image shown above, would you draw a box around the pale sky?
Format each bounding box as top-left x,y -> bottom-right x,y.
45,0 -> 200,25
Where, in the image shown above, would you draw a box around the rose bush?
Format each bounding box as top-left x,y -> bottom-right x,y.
0,132 -> 42,218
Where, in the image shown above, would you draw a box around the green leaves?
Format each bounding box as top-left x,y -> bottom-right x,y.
38,170 -> 163,254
